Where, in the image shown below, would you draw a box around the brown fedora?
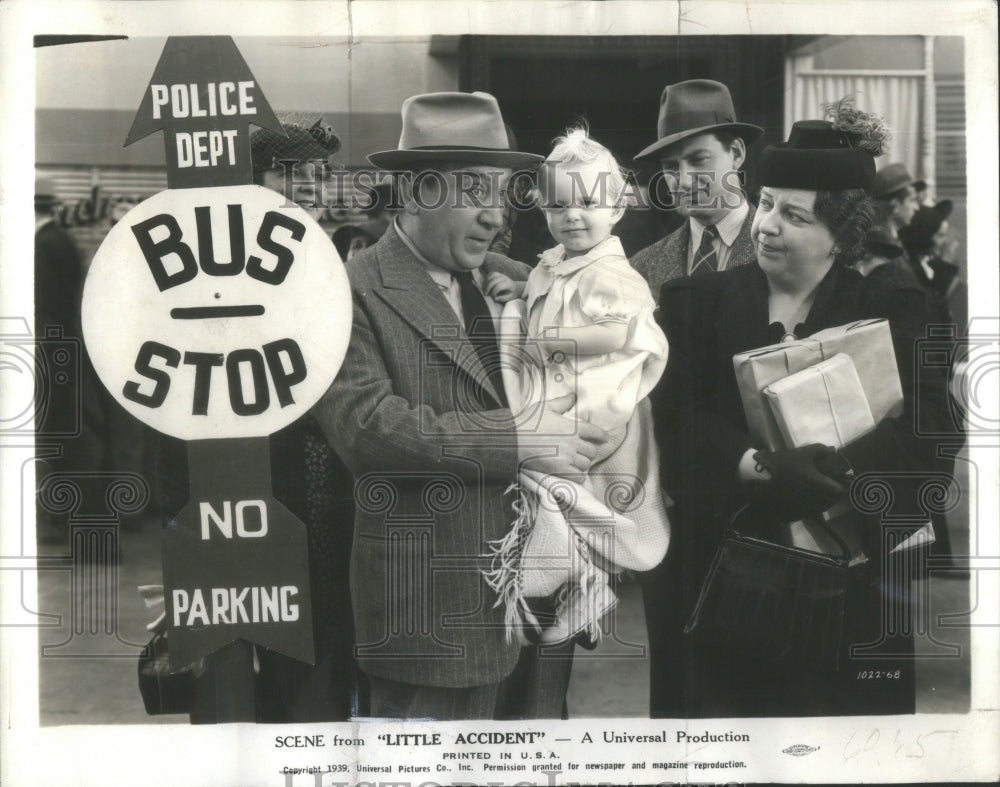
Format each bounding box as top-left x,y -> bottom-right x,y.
871,162 -> 926,200
634,79 -> 763,162
368,92 -> 543,170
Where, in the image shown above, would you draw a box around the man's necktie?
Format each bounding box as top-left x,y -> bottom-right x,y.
691,224 -> 720,276
453,271 -> 507,407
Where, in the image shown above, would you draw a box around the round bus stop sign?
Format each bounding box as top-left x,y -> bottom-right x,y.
82,184 -> 350,441
82,183 -> 351,672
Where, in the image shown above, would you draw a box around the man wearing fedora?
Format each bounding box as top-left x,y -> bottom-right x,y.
629,80 -> 761,717
870,175 -> 965,578
314,92 -> 606,720
872,162 -> 924,244
34,177 -> 85,545
631,79 -> 763,303
869,162 -> 965,318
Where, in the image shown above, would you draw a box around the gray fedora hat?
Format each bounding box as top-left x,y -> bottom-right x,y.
871,162 -> 926,200
635,79 -> 764,162
368,92 -> 543,170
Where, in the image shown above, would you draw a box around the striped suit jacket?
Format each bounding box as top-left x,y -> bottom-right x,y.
630,207 -> 757,305
313,226 -> 530,689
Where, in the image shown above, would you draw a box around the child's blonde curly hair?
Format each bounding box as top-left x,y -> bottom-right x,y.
536,125 -> 631,209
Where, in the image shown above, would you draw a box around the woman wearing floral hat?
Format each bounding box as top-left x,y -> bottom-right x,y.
653,99 -> 955,717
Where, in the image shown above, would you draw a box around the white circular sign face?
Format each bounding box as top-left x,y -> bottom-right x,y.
82,185 -> 351,441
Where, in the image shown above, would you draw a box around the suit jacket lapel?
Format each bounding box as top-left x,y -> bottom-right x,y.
664,222 -> 690,281
372,228 -> 505,407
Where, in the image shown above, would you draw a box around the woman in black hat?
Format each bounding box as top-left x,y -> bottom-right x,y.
254,115 -> 368,722
900,200 -> 966,329
653,99 -> 955,717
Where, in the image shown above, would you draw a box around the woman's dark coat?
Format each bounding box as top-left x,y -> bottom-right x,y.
645,262 -> 956,717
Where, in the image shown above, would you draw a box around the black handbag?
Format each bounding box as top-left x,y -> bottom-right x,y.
137,629 -> 204,715
684,504 -> 864,673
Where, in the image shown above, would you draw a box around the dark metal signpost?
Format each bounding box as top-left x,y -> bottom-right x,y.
81,36 -> 351,722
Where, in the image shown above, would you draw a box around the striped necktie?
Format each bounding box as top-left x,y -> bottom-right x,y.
453,271 -> 507,407
691,224 -> 720,276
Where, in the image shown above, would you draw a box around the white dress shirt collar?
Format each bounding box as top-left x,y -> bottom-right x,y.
689,199 -> 749,249
393,218 -> 496,324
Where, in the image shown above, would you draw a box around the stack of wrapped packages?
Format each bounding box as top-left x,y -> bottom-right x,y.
733,319 -> 931,560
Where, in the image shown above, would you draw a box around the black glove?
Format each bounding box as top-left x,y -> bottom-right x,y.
814,447 -> 856,487
751,444 -> 846,519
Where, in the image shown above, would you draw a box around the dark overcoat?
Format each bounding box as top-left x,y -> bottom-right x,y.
646,261 -> 955,717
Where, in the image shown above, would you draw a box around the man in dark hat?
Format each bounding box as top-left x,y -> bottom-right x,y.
313,92 -> 608,720
631,79 -> 763,302
868,164 -> 961,322
866,163 -> 926,302
862,163 -> 951,319
898,199 -> 966,572
33,176 -> 84,544
857,172 -> 965,585
34,177 -> 81,344
630,80 -> 762,717
871,162 -> 924,243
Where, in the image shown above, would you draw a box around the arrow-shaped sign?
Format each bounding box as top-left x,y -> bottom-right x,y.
162,439 -> 316,669
125,36 -> 284,188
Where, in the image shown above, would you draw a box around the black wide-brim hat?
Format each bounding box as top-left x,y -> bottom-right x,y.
368,92 -> 544,171
900,199 -> 954,246
758,120 -> 876,191
634,79 -> 764,162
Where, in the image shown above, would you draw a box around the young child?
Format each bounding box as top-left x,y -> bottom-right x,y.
484,127 -> 670,645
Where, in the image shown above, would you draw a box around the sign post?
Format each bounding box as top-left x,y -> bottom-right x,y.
80,36 -> 351,722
